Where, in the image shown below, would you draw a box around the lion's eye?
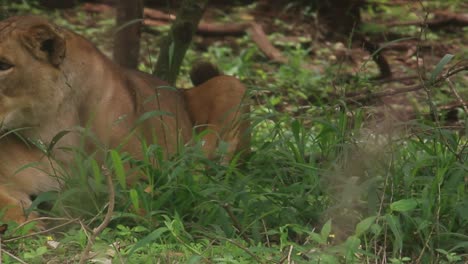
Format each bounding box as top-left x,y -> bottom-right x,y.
0,61 -> 13,71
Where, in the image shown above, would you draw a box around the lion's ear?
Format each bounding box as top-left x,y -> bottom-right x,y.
21,23 -> 66,67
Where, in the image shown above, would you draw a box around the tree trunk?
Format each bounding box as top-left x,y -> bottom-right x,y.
153,0 -> 209,85
317,0 -> 363,40
113,0 -> 144,69
317,0 -> 391,78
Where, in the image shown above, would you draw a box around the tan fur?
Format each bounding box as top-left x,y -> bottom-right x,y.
0,16 -> 249,224
184,76 -> 250,161
0,135 -> 60,223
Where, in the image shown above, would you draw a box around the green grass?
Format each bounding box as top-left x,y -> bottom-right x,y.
0,1 -> 467,263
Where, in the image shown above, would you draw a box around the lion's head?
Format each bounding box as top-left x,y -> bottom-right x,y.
0,16 -> 69,130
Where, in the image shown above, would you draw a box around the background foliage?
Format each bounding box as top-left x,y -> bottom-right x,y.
0,0 -> 466,263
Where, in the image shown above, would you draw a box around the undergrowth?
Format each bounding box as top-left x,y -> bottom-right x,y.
0,1 -> 467,263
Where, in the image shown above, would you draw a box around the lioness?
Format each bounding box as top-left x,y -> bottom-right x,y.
0,16 -> 249,223
0,135 -> 60,223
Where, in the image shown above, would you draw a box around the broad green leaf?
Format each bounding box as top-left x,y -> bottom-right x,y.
355,216 -> 377,236
129,188 -> 140,211
110,150 -> 126,189
128,227 -> 169,256
91,159 -> 104,186
386,214 -> 403,253
345,235 -> 361,260
321,219 -> 332,241
47,130 -> 70,153
390,198 -> 418,212
430,54 -> 454,84
310,232 -> 326,245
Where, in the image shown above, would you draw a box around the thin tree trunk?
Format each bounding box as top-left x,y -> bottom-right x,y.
317,0 -> 392,78
113,0 -> 144,69
153,0 -> 209,85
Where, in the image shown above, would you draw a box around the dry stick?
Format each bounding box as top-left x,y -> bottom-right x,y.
287,245 -> 293,264
1,249 -> 27,264
4,218 -> 79,243
9,216 -> 71,236
261,219 -> 270,248
222,203 -> 250,242
78,166 -> 115,264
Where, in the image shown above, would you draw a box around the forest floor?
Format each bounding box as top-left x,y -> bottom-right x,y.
0,1 -> 467,263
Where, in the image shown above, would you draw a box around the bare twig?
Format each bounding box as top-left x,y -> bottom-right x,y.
287,245 -> 293,264
261,219 -> 270,247
4,218 -> 78,243
1,249 -> 27,264
78,166 -> 115,264
8,216 -> 73,236
446,78 -> 468,114
222,203 -> 250,242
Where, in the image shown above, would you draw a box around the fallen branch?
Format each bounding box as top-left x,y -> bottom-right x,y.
345,64 -> 468,104
197,21 -> 250,36
81,3 -> 287,63
438,100 -> 468,112
248,22 -> 288,64
145,19 -> 286,62
385,11 -> 468,29
374,75 -> 419,84
345,83 -> 422,104
81,3 -> 113,13
144,7 -> 176,21
380,41 -> 435,51
144,19 -> 249,35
